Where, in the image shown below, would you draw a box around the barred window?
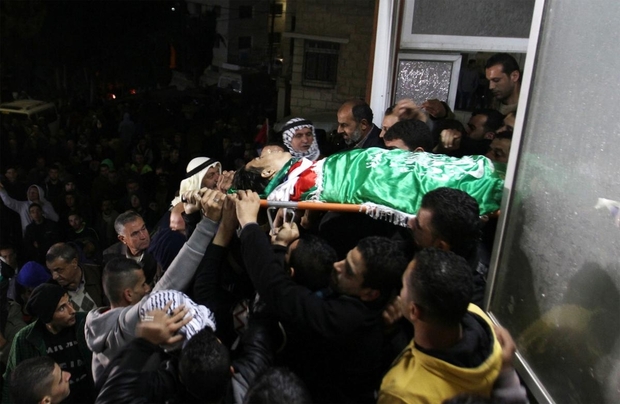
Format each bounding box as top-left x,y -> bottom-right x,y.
303,40 -> 339,88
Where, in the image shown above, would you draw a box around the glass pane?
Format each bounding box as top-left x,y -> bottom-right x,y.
395,60 -> 452,105
411,0 -> 534,38
489,1 -> 620,402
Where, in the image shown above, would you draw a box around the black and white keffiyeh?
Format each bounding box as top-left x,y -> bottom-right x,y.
281,117 -> 321,160
139,290 -> 216,347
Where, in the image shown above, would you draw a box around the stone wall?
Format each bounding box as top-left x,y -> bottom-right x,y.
284,0 -> 376,116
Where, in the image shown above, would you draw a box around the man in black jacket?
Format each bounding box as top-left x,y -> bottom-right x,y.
235,190 -> 408,403
337,99 -> 385,150
95,294 -> 282,404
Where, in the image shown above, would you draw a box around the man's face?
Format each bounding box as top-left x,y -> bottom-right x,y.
380,114 -> 398,139
260,145 -> 286,157
245,151 -> 292,179
126,181 -> 140,194
384,137 -> 410,151
49,169 -> 59,181
68,214 -> 83,231
497,113 -> 516,133
129,269 -> 151,304
99,166 -> 109,178
64,182 -> 75,193
48,294 -> 77,331
409,207 -> 438,249
201,165 -> 221,189
4,168 -> 17,182
47,363 -> 72,404
466,114 -> 489,140
486,138 -> 512,163
290,128 -> 314,153
399,260 -> 416,321
0,248 -> 17,268
65,194 -> 75,207
101,200 -> 112,214
169,203 -> 186,232
47,257 -> 82,290
337,105 -> 365,145
29,205 -> 43,223
119,218 -> 150,254
331,247 -> 366,297
27,186 -> 40,201
170,149 -> 180,162
486,64 -> 518,102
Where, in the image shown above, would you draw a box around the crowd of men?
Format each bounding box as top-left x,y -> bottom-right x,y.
0,53 -> 526,403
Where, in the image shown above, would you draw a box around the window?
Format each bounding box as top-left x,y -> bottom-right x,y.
303,40 -> 340,88
238,36 -> 252,50
239,5 -> 252,19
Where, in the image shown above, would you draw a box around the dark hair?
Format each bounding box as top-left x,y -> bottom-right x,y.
28,202 -> 43,212
243,367 -> 312,404
232,165 -> 270,194
46,242 -> 78,264
179,327 -> 231,403
68,210 -> 83,219
10,356 -> 56,403
384,119 -> 433,151
103,257 -> 143,305
408,248 -> 473,326
347,99 -> 373,124
49,164 -> 60,171
484,53 -> 521,81
430,119 -> 466,148
421,188 -> 481,263
114,210 -> 143,235
358,236 -> 408,305
0,244 -> 15,252
289,235 -> 337,291
494,130 -> 513,140
471,109 -> 505,134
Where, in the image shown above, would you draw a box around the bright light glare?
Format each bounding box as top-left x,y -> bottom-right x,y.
171,7 -> 175,11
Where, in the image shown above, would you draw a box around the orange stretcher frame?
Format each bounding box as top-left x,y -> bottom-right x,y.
260,199 -> 370,213
260,199 -> 501,220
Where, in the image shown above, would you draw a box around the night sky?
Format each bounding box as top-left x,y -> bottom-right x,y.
1,1 -> 214,99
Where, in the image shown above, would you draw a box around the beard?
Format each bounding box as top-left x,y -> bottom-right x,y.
345,126 -> 364,146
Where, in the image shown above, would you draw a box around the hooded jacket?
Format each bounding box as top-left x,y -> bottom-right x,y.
378,304 -> 502,404
85,217 -> 218,385
0,184 -> 59,234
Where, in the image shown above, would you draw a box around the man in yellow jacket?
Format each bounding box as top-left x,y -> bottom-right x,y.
378,248 -> 502,404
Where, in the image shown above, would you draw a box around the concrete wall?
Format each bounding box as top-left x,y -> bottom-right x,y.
284,0 -> 376,116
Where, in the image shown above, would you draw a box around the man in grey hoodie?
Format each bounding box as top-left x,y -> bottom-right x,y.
85,188 -> 225,385
0,183 -> 59,235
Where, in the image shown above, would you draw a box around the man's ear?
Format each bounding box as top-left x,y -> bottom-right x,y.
410,301 -> 423,322
261,169 -> 275,178
413,147 -> 425,153
510,70 -> 520,83
484,131 -> 496,140
360,119 -> 369,132
122,288 -> 133,304
118,234 -> 126,244
40,396 -> 51,404
289,266 -> 295,278
433,239 -> 451,252
360,288 -> 380,302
